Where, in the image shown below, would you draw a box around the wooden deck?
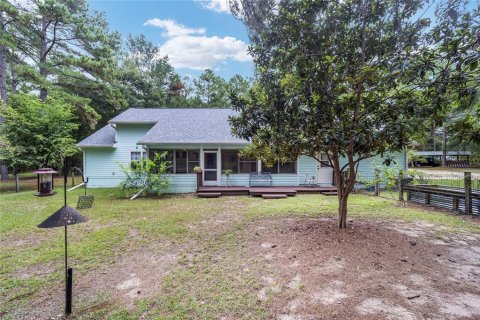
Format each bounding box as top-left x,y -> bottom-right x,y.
197,186 -> 337,197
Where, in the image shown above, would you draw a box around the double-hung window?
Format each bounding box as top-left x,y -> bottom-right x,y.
130,151 -> 146,169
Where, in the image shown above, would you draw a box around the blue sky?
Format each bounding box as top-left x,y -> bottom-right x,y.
87,0 -> 255,80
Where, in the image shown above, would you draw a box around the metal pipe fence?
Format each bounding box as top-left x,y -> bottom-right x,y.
401,172 -> 479,216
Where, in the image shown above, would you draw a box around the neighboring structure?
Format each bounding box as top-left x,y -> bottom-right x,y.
413,150 -> 471,167
77,108 -> 408,192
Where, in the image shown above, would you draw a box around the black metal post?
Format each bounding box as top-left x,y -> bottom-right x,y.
66,267 -> 72,314
65,225 -> 70,314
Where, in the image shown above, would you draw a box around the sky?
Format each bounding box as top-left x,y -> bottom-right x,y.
87,0 -> 255,80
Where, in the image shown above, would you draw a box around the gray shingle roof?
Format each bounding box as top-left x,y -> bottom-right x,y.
137,108 -> 247,144
77,108 -> 248,147
76,124 -> 116,148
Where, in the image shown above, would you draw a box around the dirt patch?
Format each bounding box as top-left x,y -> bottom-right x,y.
245,217 -> 480,320
11,241 -> 181,319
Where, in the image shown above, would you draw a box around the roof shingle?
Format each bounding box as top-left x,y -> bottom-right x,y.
77,108 -> 248,147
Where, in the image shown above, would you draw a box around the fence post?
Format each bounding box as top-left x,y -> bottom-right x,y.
374,168 -> 380,196
465,172 -> 472,215
15,173 -> 19,193
398,171 -> 404,202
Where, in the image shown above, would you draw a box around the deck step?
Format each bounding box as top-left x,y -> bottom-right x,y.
321,191 -> 338,196
197,192 -> 222,198
262,194 -> 288,199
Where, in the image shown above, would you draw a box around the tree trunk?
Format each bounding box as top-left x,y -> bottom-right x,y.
441,126 -> 447,167
39,17 -> 49,101
432,125 -> 436,152
0,22 -> 7,101
338,193 -> 348,228
332,152 -> 356,229
0,12 -> 9,180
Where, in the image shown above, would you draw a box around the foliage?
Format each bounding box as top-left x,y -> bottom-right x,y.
0,93 -> 78,169
118,152 -> 171,197
412,1 -> 480,161
193,166 -> 202,173
193,69 -> 229,107
4,0 -> 126,136
223,169 -> 233,176
119,35 -> 188,110
230,0 -> 430,227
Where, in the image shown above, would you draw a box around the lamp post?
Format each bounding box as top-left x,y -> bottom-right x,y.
37,158 -> 87,315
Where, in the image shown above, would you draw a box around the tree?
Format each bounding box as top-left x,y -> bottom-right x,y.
415,0 -> 480,166
193,69 -> 229,107
227,74 -> 251,100
5,0 -> 126,135
119,34 -> 185,109
230,0 -> 431,228
0,93 -> 79,170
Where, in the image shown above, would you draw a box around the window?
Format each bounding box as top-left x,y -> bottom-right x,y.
262,161 -> 297,174
188,150 -> 200,172
175,150 -> 187,173
320,153 -> 330,167
222,150 -> 240,173
221,150 -> 257,174
149,149 -> 199,174
239,155 -> 257,173
130,151 -> 146,169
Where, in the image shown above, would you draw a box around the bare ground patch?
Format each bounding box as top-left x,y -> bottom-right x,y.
245,217 -> 480,320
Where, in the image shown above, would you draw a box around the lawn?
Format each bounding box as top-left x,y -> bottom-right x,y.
1,187 -> 480,319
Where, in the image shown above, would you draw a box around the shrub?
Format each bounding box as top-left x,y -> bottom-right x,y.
118,152 -> 171,197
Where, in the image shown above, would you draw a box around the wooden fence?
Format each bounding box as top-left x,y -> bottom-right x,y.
399,172 -> 480,215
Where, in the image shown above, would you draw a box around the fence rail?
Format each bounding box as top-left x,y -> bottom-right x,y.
400,172 -> 479,216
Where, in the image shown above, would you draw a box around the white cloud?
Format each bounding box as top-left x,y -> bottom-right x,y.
144,18 -> 251,70
158,35 -> 251,70
198,0 -> 231,13
143,18 -> 206,37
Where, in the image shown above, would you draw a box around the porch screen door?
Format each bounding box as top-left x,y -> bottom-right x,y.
203,151 -> 218,186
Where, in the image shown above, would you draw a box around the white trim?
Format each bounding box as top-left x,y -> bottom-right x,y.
82,149 -> 86,179
138,141 -> 250,145
217,146 -> 221,183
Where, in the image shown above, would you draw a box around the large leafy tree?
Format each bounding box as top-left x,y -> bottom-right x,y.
5,0 -> 126,136
230,0 -> 432,228
193,69 -> 229,107
0,93 -> 79,170
413,0 -> 480,166
119,34 -> 188,110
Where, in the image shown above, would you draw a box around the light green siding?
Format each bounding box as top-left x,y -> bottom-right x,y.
84,124 -> 154,188
83,124 -> 407,192
339,150 -> 407,182
298,155 -> 317,185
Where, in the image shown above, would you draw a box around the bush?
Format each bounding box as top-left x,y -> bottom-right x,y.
118,152 -> 171,197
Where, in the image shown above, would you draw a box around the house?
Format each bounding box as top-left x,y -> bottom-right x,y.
76,108 -> 408,193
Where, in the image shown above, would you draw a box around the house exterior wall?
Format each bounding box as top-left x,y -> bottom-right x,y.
82,124 -> 408,192
83,124 -> 154,187
339,151 -> 408,182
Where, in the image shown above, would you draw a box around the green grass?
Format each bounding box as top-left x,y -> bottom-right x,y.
1,187 -> 479,319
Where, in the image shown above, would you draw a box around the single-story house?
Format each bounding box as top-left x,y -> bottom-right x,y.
76,108 -> 407,193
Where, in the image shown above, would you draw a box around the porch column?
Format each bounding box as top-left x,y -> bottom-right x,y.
217,146 -> 221,185
200,146 -> 204,186
257,160 -> 262,173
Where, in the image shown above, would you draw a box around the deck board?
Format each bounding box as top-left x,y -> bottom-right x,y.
197,186 -> 337,197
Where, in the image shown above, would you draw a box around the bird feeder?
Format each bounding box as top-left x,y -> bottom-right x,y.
33,168 -> 58,196
38,158 -> 88,315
